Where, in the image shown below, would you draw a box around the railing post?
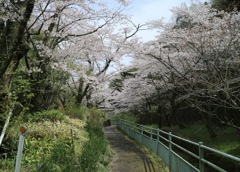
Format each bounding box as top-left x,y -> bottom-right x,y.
117,118 -> 120,128
199,142 -> 204,172
125,120 -> 128,133
117,118 -> 119,127
15,126 -> 27,172
157,129 -> 160,156
169,132 -> 172,172
150,128 -> 153,151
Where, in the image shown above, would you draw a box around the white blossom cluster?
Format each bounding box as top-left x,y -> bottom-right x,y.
0,0 -> 24,23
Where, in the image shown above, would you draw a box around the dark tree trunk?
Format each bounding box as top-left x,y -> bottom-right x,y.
201,112 -> 217,138
156,105 -> 162,128
76,79 -> 90,106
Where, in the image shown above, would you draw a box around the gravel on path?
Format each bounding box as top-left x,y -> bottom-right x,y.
104,126 -> 168,172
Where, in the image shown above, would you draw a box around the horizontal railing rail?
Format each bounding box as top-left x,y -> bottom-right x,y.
112,118 -> 240,172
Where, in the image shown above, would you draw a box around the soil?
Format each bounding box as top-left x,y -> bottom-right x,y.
104,126 -> 168,172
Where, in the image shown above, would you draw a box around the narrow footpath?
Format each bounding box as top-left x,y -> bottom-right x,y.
104,126 -> 168,172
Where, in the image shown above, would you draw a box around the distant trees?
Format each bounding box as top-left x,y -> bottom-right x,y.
211,0 -> 240,11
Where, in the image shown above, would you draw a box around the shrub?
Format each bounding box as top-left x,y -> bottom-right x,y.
65,106 -> 85,120
37,140 -> 78,172
27,110 -> 65,122
112,111 -> 136,122
3,115 -> 87,171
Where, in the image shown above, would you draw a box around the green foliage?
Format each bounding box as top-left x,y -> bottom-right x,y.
109,68 -> 138,92
211,0 -> 240,11
120,68 -> 138,79
109,78 -> 124,92
36,140 -> 77,172
163,124 -> 240,157
0,158 -> 15,172
65,106 -> 86,120
30,107 -> 110,172
1,107 -> 111,171
79,120 -> 110,172
25,109 -> 65,122
1,114 -> 87,171
112,112 -> 136,122
11,73 -> 34,107
23,137 -> 55,165
85,107 -> 105,122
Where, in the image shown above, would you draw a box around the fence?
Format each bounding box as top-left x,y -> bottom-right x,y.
113,119 -> 240,172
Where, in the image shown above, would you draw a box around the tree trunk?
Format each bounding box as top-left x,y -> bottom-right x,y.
76,78 -> 90,106
170,90 -> 185,129
0,56 -> 21,124
0,108 -> 13,148
201,113 -> 217,138
156,105 -> 162,128
174,116 -> 185,129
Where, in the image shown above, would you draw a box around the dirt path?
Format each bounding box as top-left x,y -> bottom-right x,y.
104,126 -> 167,172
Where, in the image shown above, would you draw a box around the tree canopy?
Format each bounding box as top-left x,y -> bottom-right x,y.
0,0 -> 143,146
1,0 -> 240,144
107,1 -> 240,136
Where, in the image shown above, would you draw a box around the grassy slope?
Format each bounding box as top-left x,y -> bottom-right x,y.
0,116 -> 88,172
0,108 -> 112,172
162,124 -> 240,157
112,112 -> 240,157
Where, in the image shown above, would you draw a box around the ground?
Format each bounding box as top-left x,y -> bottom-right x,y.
104,126 -> 168,172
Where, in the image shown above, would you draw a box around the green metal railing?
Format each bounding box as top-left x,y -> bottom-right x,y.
113,119 -> 240,172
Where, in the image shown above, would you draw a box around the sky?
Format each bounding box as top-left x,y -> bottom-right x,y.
107,0 -> 208,69
110,0 -> 208,42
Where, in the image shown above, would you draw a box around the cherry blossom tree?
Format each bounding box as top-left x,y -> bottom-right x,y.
109,1 -> 240,136
0,0 -> 144,146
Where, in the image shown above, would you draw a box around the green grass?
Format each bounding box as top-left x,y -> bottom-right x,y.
112,112 -> 136,122
37,140 -> 77,172
163,124 -> 240,157
79,119 -> 112,172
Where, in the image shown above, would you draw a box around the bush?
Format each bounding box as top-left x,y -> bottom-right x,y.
65,106 -> 85,120
27,110 -> 65,122
3,115 -> 87,171
112,111 -> 136,122
1,108 -> 110,171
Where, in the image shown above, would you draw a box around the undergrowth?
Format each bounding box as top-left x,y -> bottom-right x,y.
36,140 -> 78,172
0,107 -> 111,172
79,120 -> 111,172
112,112 -> 136,122
163,124 -> 240,157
